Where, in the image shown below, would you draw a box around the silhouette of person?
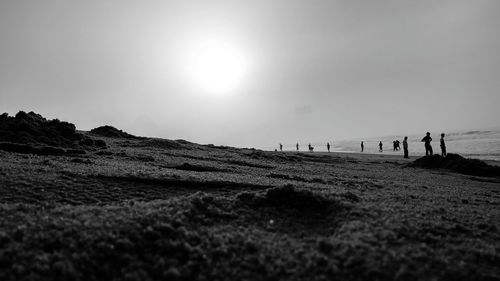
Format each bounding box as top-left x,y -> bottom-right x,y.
296,143 -> 299,151
396,140 -> 400,151
327,142 -> 330,152
279,143 -> 283,152
308,143 -> 311,152
403,136 -> 409,158
361,141 -> 364,152
379,141 -> 383,152
421,132 -> 433,156
393,141 -> 397,151
440,133 -> 446,157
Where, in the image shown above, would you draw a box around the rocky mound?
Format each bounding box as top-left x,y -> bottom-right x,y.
410,153 -> 500,177
238,185 -> 343,216
0,111 -> 106,151
90,125 -> 138,139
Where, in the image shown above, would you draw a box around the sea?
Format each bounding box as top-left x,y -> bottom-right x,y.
270,129 -> 500,162
334,129 -> 500,162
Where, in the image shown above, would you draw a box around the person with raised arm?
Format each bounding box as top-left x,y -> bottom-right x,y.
421,132 -> 433,156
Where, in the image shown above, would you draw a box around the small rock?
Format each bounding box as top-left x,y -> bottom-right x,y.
163,267 -> 181,279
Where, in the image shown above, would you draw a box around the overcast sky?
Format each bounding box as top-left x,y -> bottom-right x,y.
1,0 -> 499,148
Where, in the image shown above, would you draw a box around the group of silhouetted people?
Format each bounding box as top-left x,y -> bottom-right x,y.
421,132 -> 447,157
279,142 -> 335,152
360,132 -> 447,159
279,132 -> 447,158
393,140 -> 401,151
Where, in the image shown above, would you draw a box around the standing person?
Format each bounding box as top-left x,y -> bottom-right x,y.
361,141 -> 364,152
403,136 -> 409,158
421,132 -> 433,156
296,143 -> 299,152
327,142 -> 330,152
393,141 -> 397,151
379,141 -> 383,152
440,133 -> 447,157
279,143 -> 283,152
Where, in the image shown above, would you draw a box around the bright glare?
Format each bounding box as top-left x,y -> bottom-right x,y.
186,39 -> 248,95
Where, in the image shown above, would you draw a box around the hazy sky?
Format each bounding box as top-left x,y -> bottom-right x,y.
1,0 -> 499,148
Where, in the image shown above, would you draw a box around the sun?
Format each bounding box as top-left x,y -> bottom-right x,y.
186,39 -> 249,95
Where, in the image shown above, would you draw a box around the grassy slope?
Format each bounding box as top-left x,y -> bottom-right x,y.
0,135 -> 499,281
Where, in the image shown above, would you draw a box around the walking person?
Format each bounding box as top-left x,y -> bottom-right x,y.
379,141 -> 383,152
296,143 -> 299,152
403,136 -> 409,158
327,142 -> 330,152
440,133 -> 447,157
361,141 -> 364,152
279,143 -> 283,152
421,132 -> 433,156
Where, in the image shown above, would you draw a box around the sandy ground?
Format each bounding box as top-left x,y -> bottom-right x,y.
1,135 -> 499,280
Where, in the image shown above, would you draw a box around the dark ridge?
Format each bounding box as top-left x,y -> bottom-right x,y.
0,142 -> 86,156
133,138 -> 186,150
0,172 -> 274,205
205,144 -> 234,150
175,139 -> 194,145
266,173 -> 327,184
169,163 -> 226,172
409,153 -> 500,177
95,175 -> 272,193
0,111 -> 105,149
267,173 -> 307,181
89,125 -> 138,139
295,153 -> 345,164
245,151 -> 305,163
226,159 -> 275,169
131,155 -> 155,162
468,176 -> 500,184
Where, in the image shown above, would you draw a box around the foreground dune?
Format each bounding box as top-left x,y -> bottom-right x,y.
1,132 -> 499,281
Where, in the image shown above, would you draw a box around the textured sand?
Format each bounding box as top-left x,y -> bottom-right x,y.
0,135 -> 499,280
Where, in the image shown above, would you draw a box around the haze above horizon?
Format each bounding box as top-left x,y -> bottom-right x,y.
1,0 -> 499,149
